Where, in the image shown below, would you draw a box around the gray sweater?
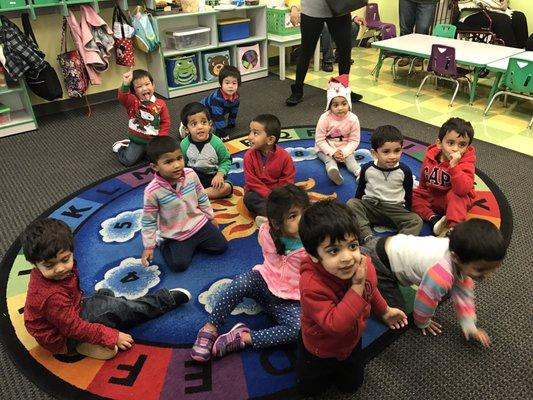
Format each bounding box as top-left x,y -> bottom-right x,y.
301,0 -> 334,18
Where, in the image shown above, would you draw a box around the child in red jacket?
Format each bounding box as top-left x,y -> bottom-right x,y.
412,117 -> 476,236
22,218 -> 190,360
297,200 -> 407,396
113,69 -> 170,167
244,114 -> 296,226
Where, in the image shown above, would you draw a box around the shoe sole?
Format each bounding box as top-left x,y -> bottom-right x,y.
433,217 -> 447,236
170,288 -> 192,301
327,168 -> 344,185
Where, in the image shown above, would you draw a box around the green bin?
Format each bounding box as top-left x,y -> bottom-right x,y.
267,7 -> 300,36
0,0 -> 26,9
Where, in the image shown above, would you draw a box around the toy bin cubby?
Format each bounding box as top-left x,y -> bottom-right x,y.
147,5 -> 268,98
0,83 -> 37,138
202,48 -> 231,81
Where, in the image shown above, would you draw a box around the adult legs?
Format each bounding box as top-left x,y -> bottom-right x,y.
320,24 -> 335,69
399,0 -> 417,36
414,1 -> 437,35
510,11 -> 528,48
325,13 -> 352,76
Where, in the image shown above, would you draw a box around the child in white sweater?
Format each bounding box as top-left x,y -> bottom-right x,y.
314,75 -> 361,185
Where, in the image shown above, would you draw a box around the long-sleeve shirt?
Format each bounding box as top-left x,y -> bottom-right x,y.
200,88 -> 240,137
24,266 -> 118,354
412,252 -> 477,332
252,223 -> 307,300
141,169 -> 214,250
314,110 -> 360,157
243,145 -> 296,198
118,85 -> 170,144
299,255 -> 388,360
180,133 -> 232,176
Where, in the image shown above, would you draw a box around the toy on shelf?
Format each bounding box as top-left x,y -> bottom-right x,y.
166,55 -> 200,87
202,49 -> 231,81
237,43 -> 260,74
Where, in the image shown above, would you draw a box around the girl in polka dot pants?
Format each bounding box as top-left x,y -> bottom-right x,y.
191,184 -> 310,362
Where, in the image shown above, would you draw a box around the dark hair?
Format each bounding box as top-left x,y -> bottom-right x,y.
371,125 -> 404,150
449,219 -> 508,264
130,69 -> 153,93
21,218 -> 73,264
146,136 -> 181,164
266,184 -> 310,255
180,102 -> 212,126
299,200 -> 361,259
218,65 -> 242,86
438,117 -> 474,144
252,114 -> 282,143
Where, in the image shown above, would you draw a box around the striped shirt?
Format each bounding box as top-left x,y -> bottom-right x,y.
141,168 -> 214,249
413,252 -> 476,332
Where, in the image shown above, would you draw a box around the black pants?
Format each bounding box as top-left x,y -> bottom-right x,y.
464,10 -> 528,48
296,333 -> 364,397
243,190 -> 267,216
294,13 -> 353,90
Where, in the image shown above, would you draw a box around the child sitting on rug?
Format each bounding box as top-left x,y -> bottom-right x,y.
180,102 -> 233,199
296,200 -> 407,396
412,117 -> 476,236
364,218 -> 507,347
347,125 -> 422,244
141,136 -> 228,272
22,218 -> 191,360
244,114 -> 296,226
199,65 -> 241,141
190,184 -> 310,362
113,69 -> 170,167
315,74 -> 361,185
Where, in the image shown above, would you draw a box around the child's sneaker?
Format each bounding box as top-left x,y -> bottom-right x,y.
255,215 -> 268,228
212,323 -> 250,358
191,327 -> 218,362
327,167 -> 344,185
112,139 -> 130,153
432,216 -> 447,236
169,288 -> 191,306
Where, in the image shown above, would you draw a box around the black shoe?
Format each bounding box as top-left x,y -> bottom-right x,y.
170,288 -> 192,306
351,92 -> 363,102
286,84 -> 303,106
322,62 -> 334,72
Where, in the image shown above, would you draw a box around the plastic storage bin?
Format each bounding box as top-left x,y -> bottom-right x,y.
165,55 -> 200,88
0,0 -> 26,8
237,44 -> 260,74
0,103 -> 11,125
202,49 -> 231,81
165,26 -> 211,50
267,7 -> 300,36
217,18 -> 250,42
33,0 -> 60,4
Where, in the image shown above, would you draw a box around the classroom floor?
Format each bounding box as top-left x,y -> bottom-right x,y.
277,46 -> 533,156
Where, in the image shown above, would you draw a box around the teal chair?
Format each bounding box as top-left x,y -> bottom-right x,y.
432,23 -> 457,39
484,57 -> 533,129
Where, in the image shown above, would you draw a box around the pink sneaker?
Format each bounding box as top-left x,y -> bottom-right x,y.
191,328 -> 218,362
212,323 -> 250,358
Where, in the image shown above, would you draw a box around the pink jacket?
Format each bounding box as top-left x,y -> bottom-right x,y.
314,111 -> 360,157
253,223 -> 307,301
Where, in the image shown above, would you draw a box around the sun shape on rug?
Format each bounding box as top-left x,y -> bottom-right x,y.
0,127 -> 511,400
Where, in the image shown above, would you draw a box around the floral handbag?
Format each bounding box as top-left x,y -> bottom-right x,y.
57,18 -> 89,98
112,6 -> 135,67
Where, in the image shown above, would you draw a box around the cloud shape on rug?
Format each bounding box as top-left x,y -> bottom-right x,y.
229,157 -> 244,175
285,146 -> 317,161
198,278 -> 262,315
354,148 -> 373,165
94,258 -> 161,299
99,209 -> 143,243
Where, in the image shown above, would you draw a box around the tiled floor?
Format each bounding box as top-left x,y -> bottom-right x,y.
277,47 -> 533,156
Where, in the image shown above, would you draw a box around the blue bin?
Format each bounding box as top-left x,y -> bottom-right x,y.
165,55 -> 199,88
217,18 -> 251,42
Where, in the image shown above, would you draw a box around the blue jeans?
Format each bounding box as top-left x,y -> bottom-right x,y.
117,140 -> 146,167
208,270 -> 301,348
399,0 -> 437,36
321,21 -> 360,64
80,288 -> 176,329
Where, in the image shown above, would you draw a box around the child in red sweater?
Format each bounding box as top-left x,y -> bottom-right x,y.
297,200 -> 407,396
243,114 -> 296,226
412,117 -> 476,236
22,218 -> 190,360
113,69 -> 170,167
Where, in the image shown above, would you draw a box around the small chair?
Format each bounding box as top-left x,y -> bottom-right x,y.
484,57 -> 533,129
416,44 -> 471,106
432,23 -> 457,39
371,24 -> 402,80
358,3 -> 391,47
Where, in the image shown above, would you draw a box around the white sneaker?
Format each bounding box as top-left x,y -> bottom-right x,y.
327,167 -> 344,185
255,215 -> 268,228
432,216 -> 447,236
112,139 -> 130,153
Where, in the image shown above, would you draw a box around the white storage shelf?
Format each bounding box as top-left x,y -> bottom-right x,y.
148,5 -> 269,99
0,83 -> 37,138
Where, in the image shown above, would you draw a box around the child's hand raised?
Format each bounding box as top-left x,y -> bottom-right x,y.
141,249 -> 154,267
382,307 -> 408,330
420,319 -> 443,336
117,331 -> 134,350
463,327 -> 491,347
123,69 -> 133,86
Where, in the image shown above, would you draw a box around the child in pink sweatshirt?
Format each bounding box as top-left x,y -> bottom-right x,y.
315,75 -> 361,185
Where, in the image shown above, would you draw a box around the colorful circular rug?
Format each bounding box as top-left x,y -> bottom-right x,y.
0,127 -> 512,400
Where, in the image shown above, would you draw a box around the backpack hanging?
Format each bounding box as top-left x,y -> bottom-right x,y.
130,5 -> 159,53
112,6 -> 135,67
57,18 -> 89,98
21,13 -> 63,101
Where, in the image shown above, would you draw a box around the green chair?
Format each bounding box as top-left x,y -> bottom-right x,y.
432,23 -> 457,39
484,57 -> 533,129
